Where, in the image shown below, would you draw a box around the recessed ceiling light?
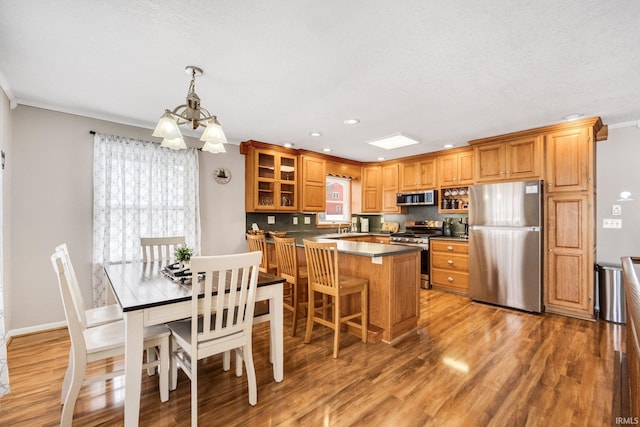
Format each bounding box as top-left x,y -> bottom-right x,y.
344,119 -> 360,125
377,157 -> 385,161
309,132 -> 322,137
563,114 -> 582,121
368,133 -> 419,150
283,142 -> 294,148
443,144 -> 454,149
322,148 -> 332,152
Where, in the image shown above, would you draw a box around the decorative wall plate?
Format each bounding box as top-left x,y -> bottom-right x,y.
214,168 -> 231,184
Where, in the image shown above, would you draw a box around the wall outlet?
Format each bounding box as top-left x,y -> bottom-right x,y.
602,218 -> 622,229
304,216 -> 311,224
267,216 -> 275,225
293,217 -> 298,225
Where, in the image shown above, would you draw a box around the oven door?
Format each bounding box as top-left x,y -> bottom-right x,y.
390,242 -> 430,289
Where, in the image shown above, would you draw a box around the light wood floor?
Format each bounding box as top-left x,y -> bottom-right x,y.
0,289 -> 626,426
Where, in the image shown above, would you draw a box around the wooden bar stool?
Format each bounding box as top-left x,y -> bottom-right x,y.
302,239 -> 368,358
273,236 -> 308,336
246,233 -> 277,274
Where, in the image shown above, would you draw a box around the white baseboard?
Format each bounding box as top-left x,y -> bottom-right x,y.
6,321 -> 67,339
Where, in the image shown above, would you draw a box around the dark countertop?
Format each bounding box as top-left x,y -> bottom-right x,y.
264,232 -> 421,257
430,236 -> 469,242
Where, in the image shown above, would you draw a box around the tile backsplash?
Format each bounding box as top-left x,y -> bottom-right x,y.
246,205 -> 468,235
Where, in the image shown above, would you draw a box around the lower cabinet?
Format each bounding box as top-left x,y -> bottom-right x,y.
430,239 -> 469,295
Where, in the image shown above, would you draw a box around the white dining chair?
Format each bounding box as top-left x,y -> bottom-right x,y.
167,251 -> 262,426
55,243 -> 126,404
51,247 -> 171,427
140,236 -> 186,263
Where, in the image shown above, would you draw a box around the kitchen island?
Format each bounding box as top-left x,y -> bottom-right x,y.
266,233 -> 421,344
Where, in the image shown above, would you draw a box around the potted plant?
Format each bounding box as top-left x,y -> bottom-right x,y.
175,245 -> 194,269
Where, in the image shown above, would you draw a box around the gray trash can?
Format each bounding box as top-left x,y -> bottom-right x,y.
595,263 -> 626,324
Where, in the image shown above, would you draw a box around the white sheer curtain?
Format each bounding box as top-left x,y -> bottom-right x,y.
0,151 -> 8,396
92,133 -> 200,307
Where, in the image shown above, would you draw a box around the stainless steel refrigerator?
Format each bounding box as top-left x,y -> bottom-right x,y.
468,180 -> 543,313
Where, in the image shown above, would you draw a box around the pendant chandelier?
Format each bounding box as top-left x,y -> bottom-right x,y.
152,65 -> 227,153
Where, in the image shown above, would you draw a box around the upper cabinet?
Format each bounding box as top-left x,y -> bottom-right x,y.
244,147 -> 298,212
545,127 -> 592,193
438,148 -> 474,187
381,163 -> 402,213
361,165 -> 382,213
399,157 -> 437,191
474,136 -> 542,183
300,155 -> 327,212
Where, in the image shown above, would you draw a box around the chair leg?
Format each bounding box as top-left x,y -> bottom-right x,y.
159,337 -> 169,402
60,355 -> 86,427
191,358 -> 198,427
146,348 -> 156,376
361,285 -> 368,344
222,351 -> 231,371
333,294 -> 341,359
235,348 -> 243,377
169,337 -> 178,391
61,349 -> 73,405
290,282 -> 298,337
304,289 -> 315,344
243,341 -> 257,406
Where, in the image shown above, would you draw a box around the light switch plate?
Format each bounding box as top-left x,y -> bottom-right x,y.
612,204 -> 622,215
267,216 -> 275,225
603,218 -> 622,229
304,217 -> 311,224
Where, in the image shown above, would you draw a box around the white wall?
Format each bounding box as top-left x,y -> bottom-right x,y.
596,125 -> 640,264
8,105 -> 246,332
0,88 -> 12,333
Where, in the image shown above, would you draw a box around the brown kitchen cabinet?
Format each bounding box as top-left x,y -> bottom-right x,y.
300,155 -> 327,212
545,126 -> 592,193
399,157 -> 437,191
545,193 -> 594,318
430,239 -> 469,295
438,148 -> 474,187
474,136 -> 542,183
244,147 -> 298,212
362,165 -> 382,213
381,163 -> 402,213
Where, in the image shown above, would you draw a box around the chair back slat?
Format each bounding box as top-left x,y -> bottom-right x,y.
190,252 -> 262,345
246,234 -> 269,272
304,240 -> 339,290
51,248 -> 87,353
140,236 -> 186,263
274,237 -> 298,282
54,244 -> 89,327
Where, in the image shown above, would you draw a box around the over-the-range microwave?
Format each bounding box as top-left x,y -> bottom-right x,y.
396,190 -> 437,206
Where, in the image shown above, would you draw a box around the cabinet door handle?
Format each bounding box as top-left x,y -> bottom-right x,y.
447,259 -> 454,265
447,276 -> 454,282
447,246 -> 453,251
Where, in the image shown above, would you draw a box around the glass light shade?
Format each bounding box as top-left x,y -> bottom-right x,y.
160,137 -> 187,150
152,112 -> 183,140
201,141 -> 227,153
199,117 -> 228,144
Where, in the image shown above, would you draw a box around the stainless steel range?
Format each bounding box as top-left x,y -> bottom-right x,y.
390,221 -> 443,289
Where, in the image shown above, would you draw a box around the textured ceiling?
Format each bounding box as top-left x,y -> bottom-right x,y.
1,0 -> 639,161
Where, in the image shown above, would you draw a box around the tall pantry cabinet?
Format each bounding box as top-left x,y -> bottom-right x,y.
544,120 -> 601,319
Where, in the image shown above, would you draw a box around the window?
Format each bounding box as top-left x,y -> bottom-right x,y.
318,176 -> 351,225
92,133 -> 200,307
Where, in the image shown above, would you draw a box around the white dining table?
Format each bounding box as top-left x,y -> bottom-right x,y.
104,261 -> 285,427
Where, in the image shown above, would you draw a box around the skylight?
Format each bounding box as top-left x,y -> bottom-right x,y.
368,133 -> 419,150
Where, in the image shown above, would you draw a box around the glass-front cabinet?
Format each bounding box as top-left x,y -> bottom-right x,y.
252,149 -> 297,211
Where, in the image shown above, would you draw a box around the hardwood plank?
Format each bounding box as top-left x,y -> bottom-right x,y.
0,290 -> 628,426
